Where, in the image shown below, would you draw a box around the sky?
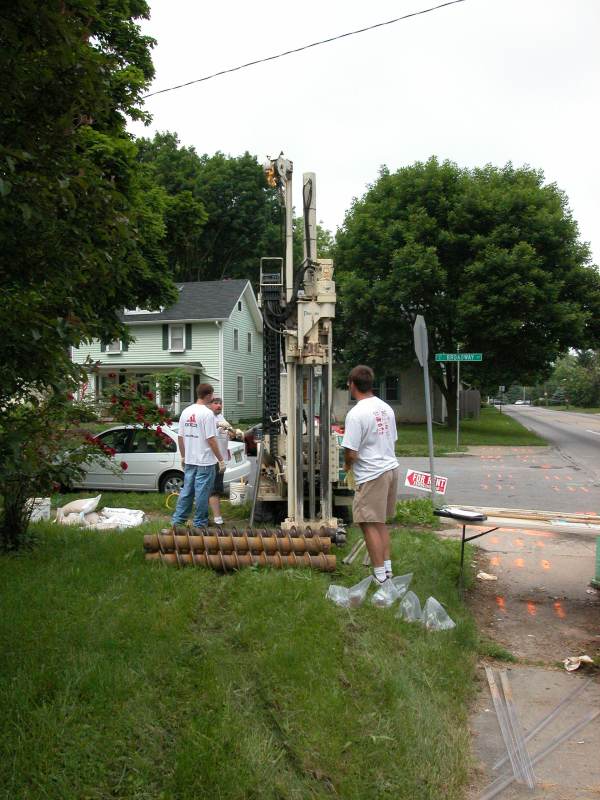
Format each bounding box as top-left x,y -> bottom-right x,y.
129,0 -> 600,265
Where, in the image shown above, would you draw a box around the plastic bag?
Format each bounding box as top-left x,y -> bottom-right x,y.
422,597 -> 456,630
391,573 -> 413,593
326,575 -> 373,608
371,579 -> 406,607
396,590 -> 422,622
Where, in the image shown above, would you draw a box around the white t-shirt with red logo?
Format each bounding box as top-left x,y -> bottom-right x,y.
179,403 -> 218,466
342,396 -> 398,484
214,412 -> 230,460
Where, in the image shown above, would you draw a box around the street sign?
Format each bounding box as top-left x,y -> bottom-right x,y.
499,385 -> 505,393
413,316 -> 428,367
405,469 -> 448,495
435,353 -> 483,362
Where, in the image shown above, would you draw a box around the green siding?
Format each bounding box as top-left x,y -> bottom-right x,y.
72,322 -> 222,392
222,291 -> 263,423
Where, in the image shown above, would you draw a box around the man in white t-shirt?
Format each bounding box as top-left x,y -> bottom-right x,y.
208,396 -> 233,526
342,365 -> 399,585
171,383 -> 226,530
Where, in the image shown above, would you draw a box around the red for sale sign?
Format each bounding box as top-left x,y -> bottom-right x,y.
404,469 -> 448,495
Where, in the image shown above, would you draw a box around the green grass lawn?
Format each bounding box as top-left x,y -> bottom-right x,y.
396,406 -> 546,456
0,520 -> 482,800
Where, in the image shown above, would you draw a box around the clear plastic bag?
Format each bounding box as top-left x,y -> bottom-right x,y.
396,590 -> 422,622
391,573 -> 413,594
422,596 -> 456,630
371,579 -> 402,608
326,575 -> 373,608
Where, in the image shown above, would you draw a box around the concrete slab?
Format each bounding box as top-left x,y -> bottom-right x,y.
469,665 -> 600,799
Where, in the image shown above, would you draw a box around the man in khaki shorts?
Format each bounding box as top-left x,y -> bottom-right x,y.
342,365 -> 399,585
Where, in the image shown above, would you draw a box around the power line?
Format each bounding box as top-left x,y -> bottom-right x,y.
143,0 -> 467,99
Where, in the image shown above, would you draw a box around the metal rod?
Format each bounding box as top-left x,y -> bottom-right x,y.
308,367 -> 316,520
492,678 -> 592,771
456,356 -> 460,450
249,440 -> 264,529
320,362 -> 331,521
479,708 -> 600,800
485,667 -> 523,784
342,537 -> 365,565
296,364 -> 304,524
499,670 -> 536,789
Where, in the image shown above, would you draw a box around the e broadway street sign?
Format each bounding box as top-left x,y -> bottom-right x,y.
435,353 -> 483,362
405,469 -> 448,495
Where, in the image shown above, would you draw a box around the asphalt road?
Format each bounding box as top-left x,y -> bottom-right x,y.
397,405 -> 600,513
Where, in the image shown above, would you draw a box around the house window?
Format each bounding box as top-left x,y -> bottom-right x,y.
179,376 -> 192,404
238,301 -> 242,311
169,324 -> 185,351
237,376 -> 244,403
106,340 -> 122,353
233,329 -> 239,351
257,375 -> 263,398
374,377 -> 400,403
247,332 -> 252,353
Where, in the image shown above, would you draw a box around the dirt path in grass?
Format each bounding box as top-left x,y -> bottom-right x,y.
437,524 -> 600,799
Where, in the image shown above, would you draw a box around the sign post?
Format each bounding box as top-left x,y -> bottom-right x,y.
413,315 -> 437,506
434,352 -> 484,448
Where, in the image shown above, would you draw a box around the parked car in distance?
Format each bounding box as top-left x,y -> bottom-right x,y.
514,399 -> 532,405
73,425 -> 251,493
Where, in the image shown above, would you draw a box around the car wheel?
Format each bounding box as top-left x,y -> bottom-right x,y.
160,471 -> 184,494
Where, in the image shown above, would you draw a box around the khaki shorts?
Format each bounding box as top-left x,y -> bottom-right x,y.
352,468 -> 399,524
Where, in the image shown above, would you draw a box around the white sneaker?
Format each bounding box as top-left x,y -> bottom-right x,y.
214,516 -> 224,525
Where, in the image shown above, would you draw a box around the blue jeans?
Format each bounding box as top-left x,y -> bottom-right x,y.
172,464 -> 216,528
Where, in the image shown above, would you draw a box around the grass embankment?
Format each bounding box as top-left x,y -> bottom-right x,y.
542,405 -> 600,414
1,516 -> 481,800
396,406 -> 546,457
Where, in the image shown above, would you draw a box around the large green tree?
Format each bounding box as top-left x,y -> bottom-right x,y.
137,133 -> 281,282
0,1 -> 177,546
335,158 -> 600,427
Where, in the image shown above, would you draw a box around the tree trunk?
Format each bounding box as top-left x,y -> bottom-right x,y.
0,483 -> 32,551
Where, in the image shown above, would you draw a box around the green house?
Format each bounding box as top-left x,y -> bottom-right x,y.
71,280 -> 263,423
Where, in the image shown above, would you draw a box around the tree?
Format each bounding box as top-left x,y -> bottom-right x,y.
0,1 -> 177,546
137,133 -> 281,282
335,158 -> 600,427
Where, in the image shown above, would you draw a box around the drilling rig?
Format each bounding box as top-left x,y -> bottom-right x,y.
251,155 -> 351,537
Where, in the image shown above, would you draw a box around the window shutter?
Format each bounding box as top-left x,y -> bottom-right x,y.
185,324 -> 192,350
100,341 -> 106,352
122,339 -> 129,352
162,325 -> 169,350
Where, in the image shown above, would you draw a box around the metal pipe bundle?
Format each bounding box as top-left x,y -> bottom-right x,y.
144,532 -> 332,555
172,524 -> 338,539
145,550 -> 336,572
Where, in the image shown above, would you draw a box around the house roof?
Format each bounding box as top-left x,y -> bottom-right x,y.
120,280 -> 259,324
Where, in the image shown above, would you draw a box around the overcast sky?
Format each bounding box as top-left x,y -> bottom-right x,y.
130,0 -> 600,265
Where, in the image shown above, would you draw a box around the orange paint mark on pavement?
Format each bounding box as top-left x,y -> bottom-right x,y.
568,486 -> 576,493
535,541 -> 545,548
490,536 -> 500,545
553,486 -> 561,492
553,475 -> 562,480
480,484 -> 489,490
514,558 -> 525,568
490,555 -> 501,567
541,560 -> 551,571
527,601 -> 537,616
580,487 -> 590,493
514,538 -> 524,547
522,529 -> 553,538
495,596 -> 506,612
553,601 -> 566,620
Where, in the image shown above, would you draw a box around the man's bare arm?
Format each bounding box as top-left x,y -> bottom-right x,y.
207,436 -> 222,463
178,435 -> 185,463
344,448 -> 358,473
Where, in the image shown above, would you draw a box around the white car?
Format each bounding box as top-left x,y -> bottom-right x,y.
74,425 -> 251,493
